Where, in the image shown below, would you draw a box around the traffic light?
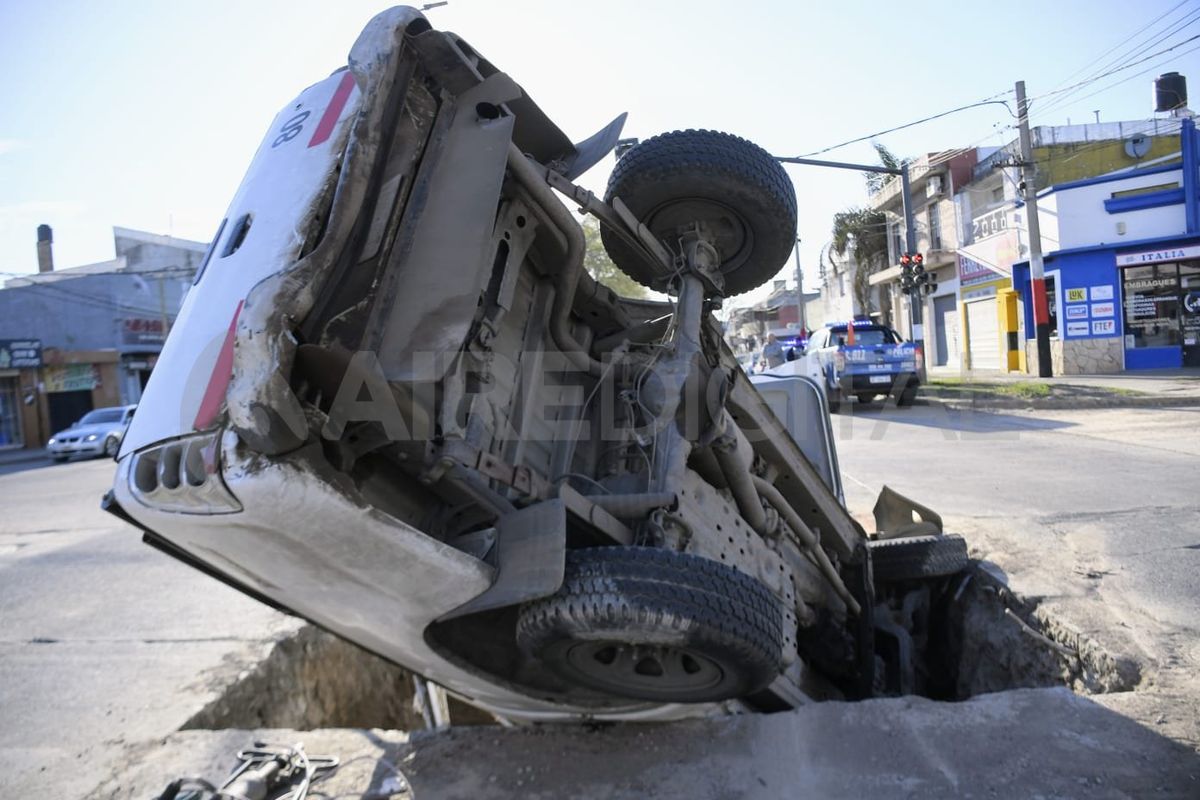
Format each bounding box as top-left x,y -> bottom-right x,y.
899,253 -> 929,294
899,252 -> 915,290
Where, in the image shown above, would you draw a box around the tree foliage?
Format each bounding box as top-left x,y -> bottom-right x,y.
582,218 -> 648,299
862,142 -> 904,195
824,206 -> 889,314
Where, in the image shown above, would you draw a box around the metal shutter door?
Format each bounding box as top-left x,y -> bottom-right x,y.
966,298 -> 1000,371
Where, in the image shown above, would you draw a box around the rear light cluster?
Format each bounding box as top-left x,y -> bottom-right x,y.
834,352 -> 846,371
129,431 -> 241,514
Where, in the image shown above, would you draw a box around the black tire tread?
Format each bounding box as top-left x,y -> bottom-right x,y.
868,535 -> 969,582
516,547 -> 784,700
601,129 -> 797,296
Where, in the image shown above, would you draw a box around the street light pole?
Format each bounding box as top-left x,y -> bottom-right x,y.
1015,80 -> 1053,377
777,155 -> 924,367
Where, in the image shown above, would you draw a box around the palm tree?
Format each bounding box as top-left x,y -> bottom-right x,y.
863,142 -> 903,195
821,142 -> 905,315
823,207 -> 889,315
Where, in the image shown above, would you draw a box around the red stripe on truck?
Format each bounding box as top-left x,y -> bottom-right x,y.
193,301 -> 244,431
308,71 -> 356,148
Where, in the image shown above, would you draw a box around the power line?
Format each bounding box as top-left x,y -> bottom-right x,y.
789,94 -> 1015,158
1030,31 -> 1200,118
1030,4 -> 1200,117
1,271 -> 190,317
1037,42 -> 1200,124
1040,0 -> 1193,95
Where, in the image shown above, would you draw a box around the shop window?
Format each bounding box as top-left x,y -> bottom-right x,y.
1122,264 -> 1181,348
928,204 -> 943,251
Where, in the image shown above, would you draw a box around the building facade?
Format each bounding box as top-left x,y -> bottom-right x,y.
955,117 -> 1188,373
0,226 -> 207,450
1009,118 -> 1200,373
867,150 -> 980,369
726,281 -> 819,353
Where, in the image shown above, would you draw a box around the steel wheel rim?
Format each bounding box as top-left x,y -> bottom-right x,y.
561,641 -> 726,698
643,197 -> 754,274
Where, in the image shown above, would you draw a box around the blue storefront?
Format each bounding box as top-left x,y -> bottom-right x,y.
1012,118 -> 1200,371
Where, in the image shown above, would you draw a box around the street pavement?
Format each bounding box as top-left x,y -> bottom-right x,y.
2,406 -> 1198,797
0,457 -> 296,798
834,403 -> 1200,639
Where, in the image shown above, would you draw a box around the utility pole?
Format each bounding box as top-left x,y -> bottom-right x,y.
792,238 -> 807,333
1015,80 -> 1053,377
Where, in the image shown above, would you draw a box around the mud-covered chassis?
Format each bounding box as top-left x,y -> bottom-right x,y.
107,7 -> 967,717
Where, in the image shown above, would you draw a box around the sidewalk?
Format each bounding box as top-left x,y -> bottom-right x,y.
922,367 -> 1200,410
0,447 -> 48,467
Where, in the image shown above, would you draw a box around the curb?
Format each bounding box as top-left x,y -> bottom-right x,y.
0,449 -> 50,467
917,393 -> 1200,412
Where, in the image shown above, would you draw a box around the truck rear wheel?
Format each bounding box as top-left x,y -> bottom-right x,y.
601,129 -> 797,297
516,547 -> 784,702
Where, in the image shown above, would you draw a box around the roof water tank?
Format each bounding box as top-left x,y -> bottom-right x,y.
1154,72 -> 1187,112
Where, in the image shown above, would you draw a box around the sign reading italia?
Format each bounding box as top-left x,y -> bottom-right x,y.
1116,244 -> 1200,267
0,339 -> 43,369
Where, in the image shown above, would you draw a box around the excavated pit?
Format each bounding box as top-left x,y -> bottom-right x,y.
183,562 -> 1139,732
947,563 -> 1140,698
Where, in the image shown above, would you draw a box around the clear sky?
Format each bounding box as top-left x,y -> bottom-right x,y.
2,0 -> 1198,310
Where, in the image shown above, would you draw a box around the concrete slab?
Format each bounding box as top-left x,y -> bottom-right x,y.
89,689 -> 1198,799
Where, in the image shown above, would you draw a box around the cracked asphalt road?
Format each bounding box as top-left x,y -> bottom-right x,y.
0,458 -> 296,798
835,402 -> 1200,737
2,406 -> 1198,797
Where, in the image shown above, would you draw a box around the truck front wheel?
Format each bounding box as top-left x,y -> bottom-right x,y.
516,547 -> 784,702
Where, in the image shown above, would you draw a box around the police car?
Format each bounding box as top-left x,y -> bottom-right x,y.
796,320 -> 923,411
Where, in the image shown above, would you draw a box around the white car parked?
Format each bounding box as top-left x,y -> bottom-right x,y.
48,405 -> 136,462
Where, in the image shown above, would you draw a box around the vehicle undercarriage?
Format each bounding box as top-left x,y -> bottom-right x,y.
107,6 -> 968,719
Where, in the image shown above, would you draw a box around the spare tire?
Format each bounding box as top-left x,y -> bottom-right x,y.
516,547 -> 784,703
867,535 -> 969,582
601,129 -> 797,297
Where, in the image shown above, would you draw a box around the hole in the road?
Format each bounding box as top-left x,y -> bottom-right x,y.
181,626 -> 496,732
889,563 -> 1139,702
183,567 -> 1137,733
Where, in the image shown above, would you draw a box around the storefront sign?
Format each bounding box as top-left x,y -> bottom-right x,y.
0,339 -> 42,369
970,208 -> 1009,240
958,255 -> 1005,288
957,227 -> 1018,289
1091,302 -> 1115,318
1116,244 -> 1200,267
1092,319 -> 1117,335
1066,288 -> 1087,303
1090,285 -> 1114,301
1066,321 -> 1089,337
121,317 -> 167,346
1065,305 -> 1088,319
44,363 -> 99,393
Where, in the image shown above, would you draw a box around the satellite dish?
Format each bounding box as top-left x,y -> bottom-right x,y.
1125,134 -> 1151,159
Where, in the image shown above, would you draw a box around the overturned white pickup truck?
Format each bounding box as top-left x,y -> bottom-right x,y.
104,6 -> 966,721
